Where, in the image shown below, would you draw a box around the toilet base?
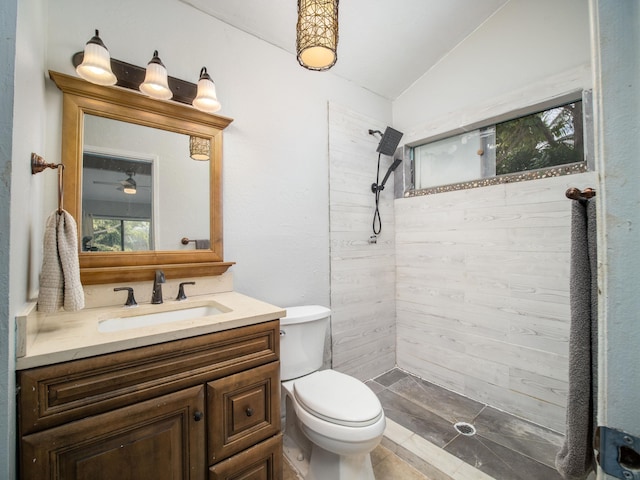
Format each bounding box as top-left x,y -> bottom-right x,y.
307,444 -> 375,480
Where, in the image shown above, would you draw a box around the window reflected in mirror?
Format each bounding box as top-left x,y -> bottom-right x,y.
82,153 -> 153,251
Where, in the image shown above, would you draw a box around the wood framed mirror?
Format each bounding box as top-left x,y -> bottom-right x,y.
50,71 -> 234,285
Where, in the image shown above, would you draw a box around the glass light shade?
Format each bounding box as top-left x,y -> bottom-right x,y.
296,0 -> 339,71
192,67 -> 221,113
189,136 -> 210,161
123,185 -> 137,195
139,51 -> 173,100
75,30 -> 117,86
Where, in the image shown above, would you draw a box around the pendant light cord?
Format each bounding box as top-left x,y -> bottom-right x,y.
372,152 -> 382,235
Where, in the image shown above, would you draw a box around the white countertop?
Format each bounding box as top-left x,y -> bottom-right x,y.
16,291 -> 285,370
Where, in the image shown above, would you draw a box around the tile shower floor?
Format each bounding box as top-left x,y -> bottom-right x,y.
366,368 -> 566,480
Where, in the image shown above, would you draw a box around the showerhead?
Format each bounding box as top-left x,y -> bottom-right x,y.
376,126 -> 404,156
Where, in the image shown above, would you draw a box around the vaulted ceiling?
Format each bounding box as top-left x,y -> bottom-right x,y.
180,0 -> 509,100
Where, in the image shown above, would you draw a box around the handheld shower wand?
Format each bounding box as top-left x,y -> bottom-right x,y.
371,158 -> 402,193
369,126 -> 404,236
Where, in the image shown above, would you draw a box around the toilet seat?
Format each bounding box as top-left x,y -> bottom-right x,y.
293,370 -> 383,427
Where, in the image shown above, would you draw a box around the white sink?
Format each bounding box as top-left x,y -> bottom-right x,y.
98,304 -> 224,333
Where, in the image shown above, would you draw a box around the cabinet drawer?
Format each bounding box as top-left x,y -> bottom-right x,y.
18,320 -> 279,435
209,433 -> 283,480
208,362 -> 280,463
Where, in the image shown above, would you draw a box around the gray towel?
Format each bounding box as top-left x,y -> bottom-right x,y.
37,210 -> 85,313
556,199 -> 597,479
195,239 -> 210,249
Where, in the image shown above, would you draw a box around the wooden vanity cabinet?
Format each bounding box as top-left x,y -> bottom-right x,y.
17,320 -> 282,480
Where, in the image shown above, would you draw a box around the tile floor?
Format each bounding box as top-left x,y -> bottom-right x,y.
366,368 -> 566,480
283,444 -> 432,480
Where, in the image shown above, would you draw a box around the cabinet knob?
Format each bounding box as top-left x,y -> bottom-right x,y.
245,408 -> 254,417
194,411 -> 203,422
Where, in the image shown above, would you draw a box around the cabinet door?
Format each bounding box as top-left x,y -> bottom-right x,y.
209,434 -> 282,480
21,385 -> 206,480
208,362 -> 280,463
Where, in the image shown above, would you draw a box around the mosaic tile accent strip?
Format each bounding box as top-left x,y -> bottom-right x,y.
406,162 -> 589,197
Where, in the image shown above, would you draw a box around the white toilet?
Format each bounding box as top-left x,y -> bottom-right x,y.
280,305 -> 385,480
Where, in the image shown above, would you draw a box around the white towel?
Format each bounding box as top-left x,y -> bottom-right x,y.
37,210 -> 85,313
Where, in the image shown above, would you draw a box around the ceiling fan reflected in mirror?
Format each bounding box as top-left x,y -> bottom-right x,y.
93,171 -> 150,195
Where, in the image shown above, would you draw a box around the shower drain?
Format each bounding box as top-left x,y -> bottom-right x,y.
454,422 -> 477,436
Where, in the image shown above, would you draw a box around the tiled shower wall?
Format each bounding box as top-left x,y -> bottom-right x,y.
395,172 -> 597,432
328,103 -> 396,381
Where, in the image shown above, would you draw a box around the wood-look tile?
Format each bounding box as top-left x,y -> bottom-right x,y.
373,445 -> 433,480
388,375 -> 485,425
395,171 -> 597,433
378,389 -> 458,448
473,406 -> 564,468
283,456 -> 303,480
375,368 -> 409,387
445,434 -> 563,480
371,444 -> 394,468
393,441 -> 457,480
365,379 -> 386,395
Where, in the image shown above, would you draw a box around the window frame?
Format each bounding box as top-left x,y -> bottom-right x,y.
404,90 -> 594,197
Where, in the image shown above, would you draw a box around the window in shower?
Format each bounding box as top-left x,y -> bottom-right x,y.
411,98 -> 587,192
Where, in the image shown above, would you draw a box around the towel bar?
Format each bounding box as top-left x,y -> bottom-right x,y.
566,187 -> 596,201
31,153 -> 65,214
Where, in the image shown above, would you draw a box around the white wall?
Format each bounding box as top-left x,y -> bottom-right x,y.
4,0 -> 49,477
392,0 -> 592,431
394,0 -> 592,140
44,0 -> 391,308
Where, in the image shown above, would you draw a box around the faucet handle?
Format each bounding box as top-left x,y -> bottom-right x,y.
114,287 -> 137,307
176,282 -> 196,301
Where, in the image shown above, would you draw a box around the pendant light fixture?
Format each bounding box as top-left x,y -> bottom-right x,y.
189,136 -> 210,161
75,30 -> 117,86
192,67 -> 221,113
139,50 -> 173,100
296,0 -> 339,71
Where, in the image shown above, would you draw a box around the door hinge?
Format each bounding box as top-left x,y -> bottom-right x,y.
596,426 -> 640,479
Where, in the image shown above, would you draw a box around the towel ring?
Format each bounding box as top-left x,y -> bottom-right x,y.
31,153 -> 64,214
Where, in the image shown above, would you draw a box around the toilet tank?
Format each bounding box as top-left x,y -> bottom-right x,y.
280,305 -> 331,381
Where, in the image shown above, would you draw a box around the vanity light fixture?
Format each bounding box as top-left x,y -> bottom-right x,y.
296,0 -> 339,71
139,51 -> 173,100
189,136 -> 210,161
192,67 -> 221,114
75,30 -> 117,86
72,39 -> 225,113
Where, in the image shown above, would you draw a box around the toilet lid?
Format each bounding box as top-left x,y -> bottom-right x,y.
293,370 -> 383,427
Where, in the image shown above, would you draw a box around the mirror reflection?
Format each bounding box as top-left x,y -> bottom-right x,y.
82,115 -> 210,252
82,152 -> 153,251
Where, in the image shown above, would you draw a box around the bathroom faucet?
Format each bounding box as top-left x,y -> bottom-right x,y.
151,270 -> 165,304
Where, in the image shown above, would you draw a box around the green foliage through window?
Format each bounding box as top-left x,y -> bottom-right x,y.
495,102 -> 583,175
87,218 -> 151,252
